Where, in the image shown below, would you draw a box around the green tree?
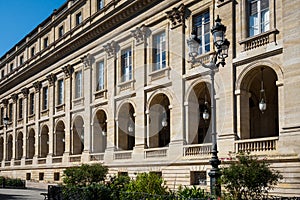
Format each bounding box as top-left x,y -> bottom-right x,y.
220,153 -> 282,199
122,172 -> 170,200
63,163 -> 108,187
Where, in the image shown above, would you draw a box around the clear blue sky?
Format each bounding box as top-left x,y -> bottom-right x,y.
0,0 -> 66,57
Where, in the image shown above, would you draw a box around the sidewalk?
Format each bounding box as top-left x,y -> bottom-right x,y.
0,188 -> 47,200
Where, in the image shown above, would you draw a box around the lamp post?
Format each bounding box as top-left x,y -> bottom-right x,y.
187,15 -> 230,198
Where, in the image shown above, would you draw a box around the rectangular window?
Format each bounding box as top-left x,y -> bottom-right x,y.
43,87 -> 48,110
190,171 -> 207,185
75,70 -> 82,98
31,47 -> 35,57
54,172 -> 60,181
153,32 -> 166,71
76,12 -> 82,25
26,173 -> 31,181
96,61 -> 105,91
44,37 -> 49,49
121,48 -> 132,82
98,0 -> 104,10
57,79 -> 64,105
18,98 -> 23,119
10,63 -> 14,72
1,70 -> 4,78
59,26 -> 64,38
8,103 -> 13,122
29,93 -> 35,115
248,0 -> 269,37
19,55 -> 24,66
193,11 -> 210,55
39,173 -> 44,181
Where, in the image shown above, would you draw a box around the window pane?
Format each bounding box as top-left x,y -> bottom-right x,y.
97,61 -> 105,90
153,32 -> 166,71
261,9 -> 270,32
193,11 -> 210,55
249,14 -> 259,36
75,71 -> 82,98
58,80 -> 64,105
121,48 -> 132,82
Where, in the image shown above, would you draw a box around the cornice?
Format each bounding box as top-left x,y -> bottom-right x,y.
0,0 -> 163,94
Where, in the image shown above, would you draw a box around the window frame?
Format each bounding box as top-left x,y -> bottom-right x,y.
58,25 -> 64,38
8,103 -> 13,122
97,0 -> 104,11
75,70 -> 83,99
120,47 -> 133,83
43,37 -> 49,49
152,31 -> 166,72
96,60 -> 105,91
247,0 -> 270,37
57,79 -> 64,105
31,46 -> 35,58
29,93 -> 35,115
76,12 -> 83,25
10,63 -> 14,72
42,87 -> 48,110
18,98 -> 23,119
192,10 -> 210,55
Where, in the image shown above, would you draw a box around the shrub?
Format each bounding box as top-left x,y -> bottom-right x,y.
121,172 -> 170,200
63,163 -> 108,187
177,185 -> 210,199
220,152 -> 282,199
107,175 -> 130,200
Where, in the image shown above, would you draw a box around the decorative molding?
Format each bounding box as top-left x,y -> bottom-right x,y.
166,4 -> 190,29
62,65 -> 73,78
81,53 -> 93,68
103,41 -> 119,58
21,88 -> 29,98
33,81 -> 42,93
2,98 -> 8,106
130,25 -> 150,45
46,73 -> 56,86
11,94 -> 18,103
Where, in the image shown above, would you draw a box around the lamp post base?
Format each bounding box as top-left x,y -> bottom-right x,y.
209,152 -> 221,198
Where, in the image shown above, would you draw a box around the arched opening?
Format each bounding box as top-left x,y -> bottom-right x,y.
0,137 -> 3,161
149,93 -> 170,148
27,129 -> 35,159
40,126 -> 49,158
187,82 -> 211,144
16,132 -> 23,160
7,134 -> 13,161
72,116 -> 84,155
93,110 -> 107,153
240,67 -> 279,139
117,103 -> 135,150
54,121 -> 65,156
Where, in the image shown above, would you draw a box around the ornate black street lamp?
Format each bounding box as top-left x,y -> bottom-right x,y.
187,15 -> 230,198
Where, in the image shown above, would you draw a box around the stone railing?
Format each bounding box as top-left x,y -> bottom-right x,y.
235,136 -> 278,154
239,29 -> 279,51
52,156 -> 63,163
38,158 -> 47,164
69,155 -> 82,162
183,143 -> 212,158
5,161 -> 11,167
14,160 -> 21,166
144,147 -> 168,159
114,150 -> 132,160
90,153 -> 105,161
25,159 -> 33,165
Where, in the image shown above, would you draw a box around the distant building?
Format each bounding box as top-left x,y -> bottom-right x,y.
0,0 -> 299,196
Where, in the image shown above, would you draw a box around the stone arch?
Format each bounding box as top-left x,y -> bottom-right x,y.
146,89 -> 174,112
27,128 -> 35,159
0,137 -> 3,161
237,64 -> 279,139
16,131 -> 23,160
72,115 -> 84,155
54,120 -> 65,156
7,134 -> 13,161
40,125 -> 49,158
92,109 -> 107,153
117,102 -> 135,150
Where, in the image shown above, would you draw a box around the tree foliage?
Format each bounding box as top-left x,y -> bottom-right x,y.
63,164 -> 108,187
220,153 -> 282,199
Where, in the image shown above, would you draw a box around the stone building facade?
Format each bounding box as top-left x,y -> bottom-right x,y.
0,0 -> 299,196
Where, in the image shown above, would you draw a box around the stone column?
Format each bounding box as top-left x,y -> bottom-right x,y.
21,88 -> 29,166
236,89 -> 251,139
62,65 -> 73,163
11,94 -> 18,166
33,81 -> 41,165
46,74 -> 56,164
131,26 -> 148,159
81,54 -> 93,163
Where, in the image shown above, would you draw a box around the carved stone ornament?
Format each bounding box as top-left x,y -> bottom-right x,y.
11,94 -> 18,103
46,73 -> 56,86
21,88 -> 29,98
103,41 -> 118,58
81,53 -> 93,68
62,65 -> 73,78
131,25 -> 150,45
2,98 -> 8,106
166,4 -> 190,29
33,81 -> 42,93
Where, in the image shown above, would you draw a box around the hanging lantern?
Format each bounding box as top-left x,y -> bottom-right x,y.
187,28 -> 200,59
259,68 -> 267,113
211,15 -> 227,49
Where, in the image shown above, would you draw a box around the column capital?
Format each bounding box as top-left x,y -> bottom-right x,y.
103,41 -> 119,58
166,3 -> 191,29
131,25 -> 150,45
81,53 -> 93,68
46,73 -> 56,86
11,94 -> 18,103
33,81 -> 42,93
62,65 -> 73,78
21,88 -> 29,98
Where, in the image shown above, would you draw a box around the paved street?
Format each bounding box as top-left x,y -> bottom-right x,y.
0,188 -> 47,200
